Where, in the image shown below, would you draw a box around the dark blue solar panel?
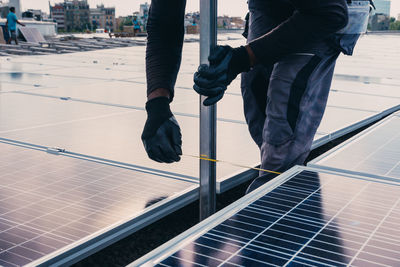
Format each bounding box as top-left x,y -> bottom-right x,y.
151,170 -> 400,267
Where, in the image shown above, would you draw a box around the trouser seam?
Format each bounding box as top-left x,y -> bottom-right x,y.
287,55 -> 322,133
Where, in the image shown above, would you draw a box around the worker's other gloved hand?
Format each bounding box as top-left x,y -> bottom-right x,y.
194,45 -> 251,106
141,97 -> 182,163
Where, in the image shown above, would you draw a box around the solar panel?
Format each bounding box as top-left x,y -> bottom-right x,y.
132,166 -> 400,267
21,83 -> 247,124
0,26 -> 6,44
2,34 -> 400,196
331,79 -> 400,99
326,90 -> 400,114
309,113 -> 400,181
19,28 -> 46,44
0,140 -> 197,267
0,107 -> 259,181
0,93 -> 136,133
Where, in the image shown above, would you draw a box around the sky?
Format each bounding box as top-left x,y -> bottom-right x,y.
21,0 -> 400,18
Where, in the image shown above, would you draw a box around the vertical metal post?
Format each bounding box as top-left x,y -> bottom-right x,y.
199,0 -> 217,221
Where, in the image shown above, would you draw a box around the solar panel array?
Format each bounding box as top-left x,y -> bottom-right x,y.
0,141 -> 196,266
0,26 -> 5,44
309,114 -> 400,180
133,167 -> 400,266
1,33 -> 400,265
18,28 -> 46,44
1,35 -> 400,193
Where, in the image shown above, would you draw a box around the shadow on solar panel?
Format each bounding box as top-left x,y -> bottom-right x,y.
132,166 -> 400,267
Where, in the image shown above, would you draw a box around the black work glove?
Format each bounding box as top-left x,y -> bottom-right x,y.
193,45 -> 251,106
141,97 -> 182,163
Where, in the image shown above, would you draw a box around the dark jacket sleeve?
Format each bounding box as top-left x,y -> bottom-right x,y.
249,0 -> 349,65
146,0 -> 186,101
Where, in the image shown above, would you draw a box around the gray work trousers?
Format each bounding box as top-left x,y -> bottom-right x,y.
242,9 -> 341,192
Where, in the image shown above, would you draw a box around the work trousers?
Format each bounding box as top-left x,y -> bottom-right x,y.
242,9 -> 341,192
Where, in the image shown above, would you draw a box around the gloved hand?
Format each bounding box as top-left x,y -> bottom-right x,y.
141,97 -> 182,163
193,45 -> 251,106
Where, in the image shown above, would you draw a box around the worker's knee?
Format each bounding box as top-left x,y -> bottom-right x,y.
263,116 -> 294,146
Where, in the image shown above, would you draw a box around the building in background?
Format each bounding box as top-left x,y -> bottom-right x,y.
374,0 -> 391,16
138,2 -> 149,31
90,4 -> 115,32
0,6 -> 9,18
64,0 -> 90,32
369,0 -> 392,31
370,13 -> 391,30
217,15 -> 245,29
102,5 -> 115,32
22,9 -> 44,21
90,5 -> 103,31
50,3 -> 65,31
0,0 -> 20,18
50,0 -> 91,32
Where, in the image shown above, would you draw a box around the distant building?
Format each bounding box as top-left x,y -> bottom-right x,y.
370,13 -> 390,30
22,9 -> 43,21
0,0 -> 21,18
50,3 -> 65,30
103,6 -> 115,32
374,0 -> 391,16
138,2 -> 149,31
115,16 -> 125,31
90,4 -> 115,32
64,0 -> 90,32
217,16 -> 245,29
0,6 -> 9,18
50,0 -> 91,32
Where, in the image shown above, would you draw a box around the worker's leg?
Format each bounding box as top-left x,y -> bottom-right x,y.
241,66 -> 272,148
7,31 -> 12,44
11,30 -> 17,45
247,47 -> 340,193
240,9 -> 277,148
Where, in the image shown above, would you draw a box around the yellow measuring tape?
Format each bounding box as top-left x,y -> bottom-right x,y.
183,154 -> 282,175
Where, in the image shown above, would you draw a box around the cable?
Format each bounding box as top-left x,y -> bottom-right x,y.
183,154 -> 282,175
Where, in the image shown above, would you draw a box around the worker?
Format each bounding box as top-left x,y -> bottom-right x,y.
142,0 -> 367,192
133,17 -> 141,35
6,7 -> 25,45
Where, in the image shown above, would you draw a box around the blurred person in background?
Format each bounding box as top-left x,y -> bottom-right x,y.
6,6 -> 25,45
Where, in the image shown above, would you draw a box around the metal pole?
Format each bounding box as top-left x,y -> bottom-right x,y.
199,0 -> 217,221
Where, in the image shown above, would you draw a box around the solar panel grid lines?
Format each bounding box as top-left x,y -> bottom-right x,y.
0,142 -> 196,267
309,115 -> 400,181
217,172 -> 367,267
347,197 -> 400,266
133,167 -> 400,267
2,36 -> 400,194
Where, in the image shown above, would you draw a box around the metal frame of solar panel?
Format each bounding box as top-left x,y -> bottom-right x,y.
0,139 -> 198,267
131,165 -> 400,267
309,112 -> 400,182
